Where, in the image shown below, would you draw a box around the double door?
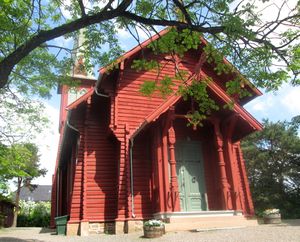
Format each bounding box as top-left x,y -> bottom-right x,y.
175,141 -> 207,211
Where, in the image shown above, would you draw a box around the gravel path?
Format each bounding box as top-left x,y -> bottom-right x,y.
1,220 -> 300,242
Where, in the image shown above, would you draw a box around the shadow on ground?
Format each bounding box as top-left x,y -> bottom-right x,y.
0,238 -> 43,242
39,227 -> 56,234
282,219 -> 300,226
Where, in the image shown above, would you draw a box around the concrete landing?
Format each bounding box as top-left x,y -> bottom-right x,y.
154,211 -> 258,232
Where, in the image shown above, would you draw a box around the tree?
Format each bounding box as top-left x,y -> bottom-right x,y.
0,89 -> 49,144
242,117 -> 300,218
0,143 -> 47,227
0,0 -> 299,95
0,0 -> 298,132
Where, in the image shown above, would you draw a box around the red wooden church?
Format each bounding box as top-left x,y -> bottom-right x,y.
51,29 -> 262,235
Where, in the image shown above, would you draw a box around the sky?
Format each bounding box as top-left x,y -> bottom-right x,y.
32,0 -> 300,186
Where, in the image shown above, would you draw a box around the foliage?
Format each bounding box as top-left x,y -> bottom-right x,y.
242,117 -> 300,219
17,200 -> 50,227
0,142 -> 46,226
0,0 -> 299,93
0,143 -> 46,186
144,219 -> 164,227
0,88 -> 49,145
0,0 -> 299,137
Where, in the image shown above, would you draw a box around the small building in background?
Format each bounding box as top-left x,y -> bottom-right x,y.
19,185 -> 52,202
0,197 -> 15,227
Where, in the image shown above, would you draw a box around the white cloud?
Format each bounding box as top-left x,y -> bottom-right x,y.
246,84 -> 300,122
53,36 -> 73,48
249,95 -> 274,112
281,86 -> 300,116
32,102 -> 60,185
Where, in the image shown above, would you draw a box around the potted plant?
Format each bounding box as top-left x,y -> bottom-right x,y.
143,219 -> 165,238
263,208 -> 281,224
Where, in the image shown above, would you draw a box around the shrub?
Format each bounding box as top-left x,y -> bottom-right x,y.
17,200 -> 50,227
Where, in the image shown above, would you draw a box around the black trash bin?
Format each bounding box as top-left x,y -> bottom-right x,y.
54,215 -> 68,235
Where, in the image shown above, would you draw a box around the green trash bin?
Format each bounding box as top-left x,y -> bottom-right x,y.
54,215 -> 68,235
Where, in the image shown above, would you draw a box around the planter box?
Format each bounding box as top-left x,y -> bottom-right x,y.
143,225 -> 165,238
263,213 -> 281,224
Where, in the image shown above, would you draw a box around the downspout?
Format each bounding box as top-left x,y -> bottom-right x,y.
95,69 -> 109,98
130,138 -> 136,218
57,110 -> 79,217
94,87 -> 109,98
56,168 -> 59,216
66,116 -> 79,133
129,121 -> 149,218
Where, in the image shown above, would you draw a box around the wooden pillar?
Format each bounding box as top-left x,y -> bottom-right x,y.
235,142 -> 255,215
155,125 -> 166,212
226,140 -> 242,211
224,115 -> 242,211
168,125 -> 180,211
212,118 -> 232,210
162,132 -> 171,211
161,107 -> 175,212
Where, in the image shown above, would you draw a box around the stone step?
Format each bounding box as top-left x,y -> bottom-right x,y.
165,216 -> 258,232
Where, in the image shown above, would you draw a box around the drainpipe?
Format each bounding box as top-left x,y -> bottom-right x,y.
95,70 -> 109,98
130,138 -> 136,218
129,122 -> 149,218
56,168 -> 60,216
94,87 -> 109,98
66,118 -> 79,132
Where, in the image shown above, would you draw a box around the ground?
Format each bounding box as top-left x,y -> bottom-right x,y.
0,220 -> 300,242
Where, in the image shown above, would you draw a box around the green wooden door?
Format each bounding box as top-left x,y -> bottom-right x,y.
175,141 -> 207,211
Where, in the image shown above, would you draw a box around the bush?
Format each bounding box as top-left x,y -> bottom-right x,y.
17,200 -> 50,227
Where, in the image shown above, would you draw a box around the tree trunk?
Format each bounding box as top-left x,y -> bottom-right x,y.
12,178 -> 22,227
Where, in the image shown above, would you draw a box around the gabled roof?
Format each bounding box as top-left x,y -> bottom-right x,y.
96,27 -> 261,101
19,185 -> 52,202
130,69 -> 262,140
66,27 -> 262,140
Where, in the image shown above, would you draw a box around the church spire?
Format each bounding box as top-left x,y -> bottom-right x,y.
71,29 -> 94,79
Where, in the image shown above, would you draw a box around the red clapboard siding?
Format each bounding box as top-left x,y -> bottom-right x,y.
68,97 -> 119,222
83,98 -> 118,221
115,52 -> 198,133
132,130 -> 153,218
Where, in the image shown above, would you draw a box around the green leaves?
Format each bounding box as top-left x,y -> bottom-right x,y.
179,79 -> 219,127
139,80 -> 157,96
131,59 -> 160,71
139,75 -> 175,98
0,142 -> 46,196
149,28 -> 201,57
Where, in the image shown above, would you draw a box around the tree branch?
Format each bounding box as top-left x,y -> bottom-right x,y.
0,0 -> 133,88
173,0 -> 193,25
121,11 -> 225,33
77,0 -> 86,17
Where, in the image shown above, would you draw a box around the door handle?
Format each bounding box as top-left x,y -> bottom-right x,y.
192,176 -> 196,183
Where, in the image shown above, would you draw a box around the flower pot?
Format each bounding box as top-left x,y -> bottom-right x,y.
263,213 -> 281,224
143,225 -> 165,238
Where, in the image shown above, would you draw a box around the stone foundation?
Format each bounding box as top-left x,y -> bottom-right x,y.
66,220 -> 144,236
127,220 -> 144,233
80,221 -> 89,236
66,223 -> 80,236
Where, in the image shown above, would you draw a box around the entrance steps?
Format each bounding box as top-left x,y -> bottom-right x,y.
154,211 -> 258,232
